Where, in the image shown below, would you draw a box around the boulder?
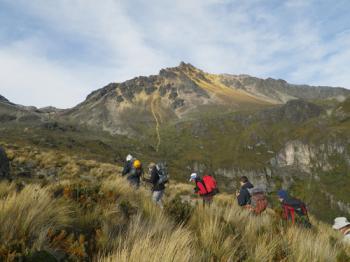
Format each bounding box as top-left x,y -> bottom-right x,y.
0,147 -> 10,178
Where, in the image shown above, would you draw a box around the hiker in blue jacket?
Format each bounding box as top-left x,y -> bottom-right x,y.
144,162 -> 167,208
122,154 -> 134,176
236,176 -> 254,206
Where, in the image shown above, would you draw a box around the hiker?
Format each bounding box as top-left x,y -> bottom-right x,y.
122,154 -> 134,176
144,162 -> 169,208
124,158 -> 143,189
277,190 -> 311,228
189,172 -> 218,206
236,176 -> 254,207
332,217 -> 350,243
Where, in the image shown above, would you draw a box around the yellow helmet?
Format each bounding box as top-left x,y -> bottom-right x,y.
133,159 -> 142,169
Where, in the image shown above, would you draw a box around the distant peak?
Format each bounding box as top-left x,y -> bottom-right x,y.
0,95 -> 10,104
159,62 -> 201,77
179,61 -> 195,68
162,62 -> 203,75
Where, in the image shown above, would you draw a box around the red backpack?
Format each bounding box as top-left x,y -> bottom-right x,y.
196,175 -> 219,196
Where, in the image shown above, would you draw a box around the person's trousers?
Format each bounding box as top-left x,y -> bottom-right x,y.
202,195 -> 213,207
127,176 -> 140,189
152,190 -> 164,208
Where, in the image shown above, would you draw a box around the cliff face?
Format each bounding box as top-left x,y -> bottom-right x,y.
271,140 -> 349,173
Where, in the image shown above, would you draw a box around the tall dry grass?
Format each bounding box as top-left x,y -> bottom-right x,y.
0,184 -> 72,251
1,176 -> 349,261
190,205 -> 240,260
100,219 -> 194,262
98,178 -> 195,262
1,143 -> 350,261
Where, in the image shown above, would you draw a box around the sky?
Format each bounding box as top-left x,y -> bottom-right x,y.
0,0 -> 349,108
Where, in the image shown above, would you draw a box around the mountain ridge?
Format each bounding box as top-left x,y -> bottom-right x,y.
1,62 -> 349,134
1,61 -> 349,110
59,62 -> 350,135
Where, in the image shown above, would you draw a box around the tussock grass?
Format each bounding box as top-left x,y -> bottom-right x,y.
1,144 -> 350,261
100,218 -> 194,262
0,184 -> 72,252
190,205 -> 240,260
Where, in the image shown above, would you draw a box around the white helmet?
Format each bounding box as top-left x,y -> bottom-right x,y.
126,154 -> 133,162
189,173 -> 198,182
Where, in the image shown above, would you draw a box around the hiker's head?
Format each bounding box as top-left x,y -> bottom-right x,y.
239,176 -> 249,186
126,154 -> 133,162
277,190 -> 288,202
333,217 -> 350,231
133,159 -> 142,169
148,162 -> 156,171
189,173 -> 198,182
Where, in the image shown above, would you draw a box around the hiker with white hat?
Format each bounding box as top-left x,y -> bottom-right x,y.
122,154 -> 134,176
189,172 -> 219,207
333,217 -> 350,243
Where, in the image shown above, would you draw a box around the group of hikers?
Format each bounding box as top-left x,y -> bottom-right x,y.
121,154 -> 349,242
122,154 -> 168,208
0,145 -> 349,243
121,154 -> 310,224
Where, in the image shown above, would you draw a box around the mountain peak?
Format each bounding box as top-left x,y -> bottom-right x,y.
160,62 -> 200,75
178,61 -> 196,69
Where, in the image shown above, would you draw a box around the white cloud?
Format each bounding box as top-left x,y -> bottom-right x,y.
0,0 -> 349,108
0,45 -> 90,108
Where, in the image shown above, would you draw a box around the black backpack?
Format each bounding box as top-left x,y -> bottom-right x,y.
156,162 -> 169,185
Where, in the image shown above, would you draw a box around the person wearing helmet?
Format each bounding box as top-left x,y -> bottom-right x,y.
122,154 -> 134,176
127,159 -> 143,188
189,172 -> 218,206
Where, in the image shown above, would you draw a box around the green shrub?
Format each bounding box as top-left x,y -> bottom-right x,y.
164,196 -> 193,225
119,200 -> 137,219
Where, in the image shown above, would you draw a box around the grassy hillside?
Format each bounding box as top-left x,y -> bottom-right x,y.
1,98 -> 349,225
1,144 -> 350,261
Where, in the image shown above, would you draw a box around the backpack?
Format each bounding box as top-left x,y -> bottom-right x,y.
247,187 -> 268,214
201,175 -> 219,196
156,162 -> 169,185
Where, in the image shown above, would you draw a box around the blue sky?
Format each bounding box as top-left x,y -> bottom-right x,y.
0,0 -> 349,108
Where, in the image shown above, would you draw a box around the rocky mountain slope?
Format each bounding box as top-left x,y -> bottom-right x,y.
0,96 -> 42,123
1,62 -> 349,136
220,74 -> 349,103
0,95 -> 63,124
59,62 -> 350,135
61,63 -> 274,135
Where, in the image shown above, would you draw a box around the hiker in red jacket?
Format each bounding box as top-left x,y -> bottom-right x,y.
277,190 -> 311,228
189,172 -> 219,206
